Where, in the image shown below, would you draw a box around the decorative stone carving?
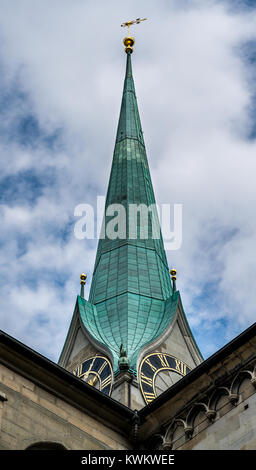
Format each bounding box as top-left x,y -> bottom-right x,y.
146,361 -> 256,450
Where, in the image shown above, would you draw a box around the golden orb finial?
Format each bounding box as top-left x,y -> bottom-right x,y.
121,17 -> 147,53
80,273 -> 87,299
123,36 -> 135,54
170,269 -> 177,292
80,273 -> 87,285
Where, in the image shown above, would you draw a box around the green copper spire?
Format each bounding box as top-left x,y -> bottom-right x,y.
115,51 -> 144,145
78,49 -> 176,372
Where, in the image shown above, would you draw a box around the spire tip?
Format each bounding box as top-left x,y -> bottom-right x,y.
123,36 -> 135,54
80,273 -> 87,285
80,273 -> 87,298
170,269 -> 177,292
121,17 -> 147,53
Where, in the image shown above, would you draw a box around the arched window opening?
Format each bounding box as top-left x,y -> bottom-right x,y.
25,442 -> 67,450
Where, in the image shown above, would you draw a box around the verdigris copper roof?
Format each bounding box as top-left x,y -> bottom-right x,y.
78,51 -> 176,372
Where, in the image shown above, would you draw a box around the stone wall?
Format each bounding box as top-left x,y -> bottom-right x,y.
0,363 -> 131,450
143,353 -> 256,450
180,376 -> 256,450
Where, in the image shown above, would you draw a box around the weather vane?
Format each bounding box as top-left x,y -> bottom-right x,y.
121,17 -> 147,36
121,17 -> 147,54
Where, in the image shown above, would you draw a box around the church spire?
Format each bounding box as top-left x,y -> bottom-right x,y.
59,32 -> 202,385
78,38 -> 174,372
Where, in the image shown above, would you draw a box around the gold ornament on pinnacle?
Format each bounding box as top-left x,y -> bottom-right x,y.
80,273 -> 87,285
121,17 -> 147,53
123,36 -> 135,54
170,269 -> 177,278
170,268 -> 177,292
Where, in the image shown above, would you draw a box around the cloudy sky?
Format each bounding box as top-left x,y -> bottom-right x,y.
1,0 -> 256,364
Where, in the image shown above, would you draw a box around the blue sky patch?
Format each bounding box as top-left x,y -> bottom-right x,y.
0,169 -> 56,206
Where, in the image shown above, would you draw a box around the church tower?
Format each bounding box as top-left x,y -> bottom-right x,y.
59,26 -> 203,410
